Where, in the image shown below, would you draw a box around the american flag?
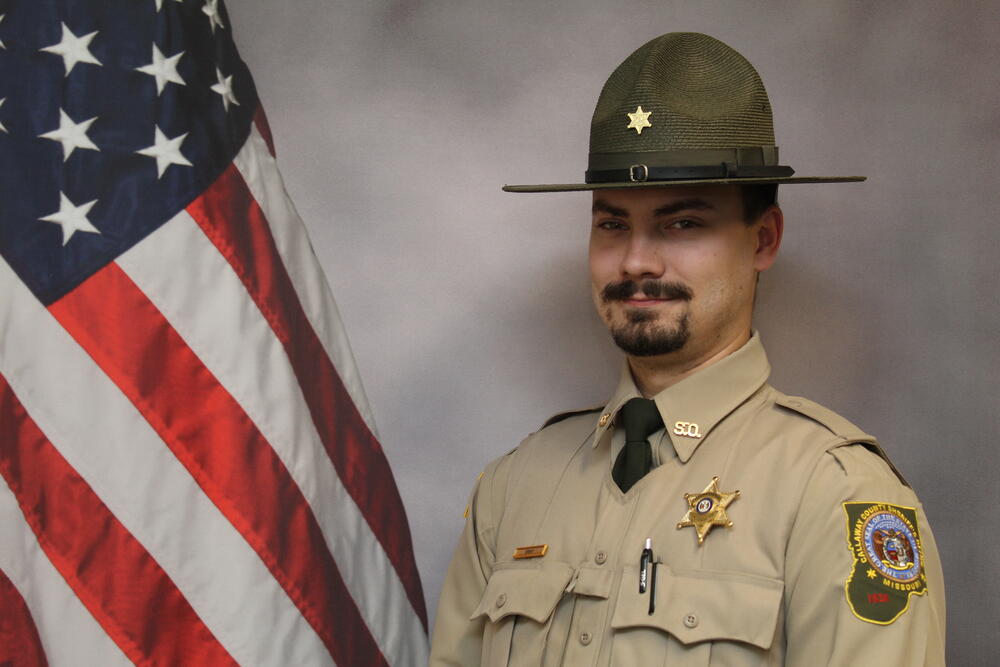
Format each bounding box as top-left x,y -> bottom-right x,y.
0,1 -> 428,665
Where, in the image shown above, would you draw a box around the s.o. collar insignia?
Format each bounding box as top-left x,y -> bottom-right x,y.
843,502 -> 927,624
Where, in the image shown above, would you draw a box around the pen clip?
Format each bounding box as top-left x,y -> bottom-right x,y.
639,538 -> 653,594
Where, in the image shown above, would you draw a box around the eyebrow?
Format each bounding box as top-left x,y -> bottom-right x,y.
592,197 -> 716,218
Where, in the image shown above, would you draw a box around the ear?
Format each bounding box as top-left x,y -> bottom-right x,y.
752,205 -> 783,272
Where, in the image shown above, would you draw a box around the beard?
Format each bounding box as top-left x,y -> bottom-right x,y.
600,279 -> 693,357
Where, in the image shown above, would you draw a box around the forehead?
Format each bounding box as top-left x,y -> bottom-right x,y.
591,185 -> 742,216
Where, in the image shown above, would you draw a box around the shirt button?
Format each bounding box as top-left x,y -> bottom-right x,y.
579,631 -> 592,646
684,614 -> 698,629
495,593 -> 507,608
594,551 -> 608,565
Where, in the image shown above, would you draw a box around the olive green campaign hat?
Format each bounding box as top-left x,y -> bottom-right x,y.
503,32 -> 865,192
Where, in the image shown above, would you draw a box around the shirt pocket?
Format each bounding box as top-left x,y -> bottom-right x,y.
610,564 -> 783,666
470,560 -> 575,667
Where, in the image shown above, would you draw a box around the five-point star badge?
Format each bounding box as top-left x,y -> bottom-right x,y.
626,105 -> 652,134
677,476 -> 740,544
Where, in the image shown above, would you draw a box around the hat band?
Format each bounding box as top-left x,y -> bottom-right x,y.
586,163 -> 794,183
585,146 -> 792,183
589,146 -> 781,169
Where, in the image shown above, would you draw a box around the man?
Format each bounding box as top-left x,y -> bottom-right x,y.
431,32 -> 945,665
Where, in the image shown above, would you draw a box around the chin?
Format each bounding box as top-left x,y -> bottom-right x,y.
609,315 -> 691,357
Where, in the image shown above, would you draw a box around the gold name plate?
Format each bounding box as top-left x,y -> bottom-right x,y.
513,544 -> 548,559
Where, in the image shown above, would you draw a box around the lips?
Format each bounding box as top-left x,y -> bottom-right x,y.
624,296 -> 677,306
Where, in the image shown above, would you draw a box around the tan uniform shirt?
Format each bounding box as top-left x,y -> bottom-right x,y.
430,334 -> 946,665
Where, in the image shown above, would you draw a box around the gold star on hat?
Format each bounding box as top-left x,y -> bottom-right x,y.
677,476 -> 740,544
626,105 -> 652,134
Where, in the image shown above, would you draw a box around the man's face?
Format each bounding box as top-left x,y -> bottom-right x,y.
589,185 -> 779,363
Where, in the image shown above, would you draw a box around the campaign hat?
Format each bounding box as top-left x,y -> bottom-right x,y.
503,32 -> 864,192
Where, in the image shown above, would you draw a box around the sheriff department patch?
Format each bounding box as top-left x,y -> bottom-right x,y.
843,502 -> 927,624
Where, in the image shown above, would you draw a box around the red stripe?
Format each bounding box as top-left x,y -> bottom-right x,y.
0,565 -> 48,667
48,264 -> 387,667
253,107 -> 276,157
187,156 -> 428,627
0,374 -> 235,667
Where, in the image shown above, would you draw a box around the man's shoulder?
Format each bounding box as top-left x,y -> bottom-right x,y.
767,390 -> 875,443
485,404 -> 605,470
539,405 -> 605,430
475,406 -> 603,481
761,387 -> 909,488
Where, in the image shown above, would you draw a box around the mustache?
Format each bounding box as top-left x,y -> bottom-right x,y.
601,280 -> 694,302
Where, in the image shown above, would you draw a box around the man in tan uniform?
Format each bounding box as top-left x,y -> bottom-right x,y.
431,33 -> 945,665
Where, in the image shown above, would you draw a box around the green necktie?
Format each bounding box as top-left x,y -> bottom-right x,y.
612,397 -> 663,493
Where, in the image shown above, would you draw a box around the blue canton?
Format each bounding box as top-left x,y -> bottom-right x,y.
0,0 -> 257,305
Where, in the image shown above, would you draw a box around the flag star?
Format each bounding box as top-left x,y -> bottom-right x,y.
211,67 -> 238,112
136,125 -> 193,177
40,23 -> 102,77
626,105 -> 653,135
0,99 -> 6,134
40,193 -> 101,245
202,0 -> 225,32
39,109 -> 100,161
136,44 -> 185,95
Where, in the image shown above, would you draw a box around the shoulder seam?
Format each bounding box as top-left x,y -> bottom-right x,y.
827,441 -> 911,488
774,395 -> 874,442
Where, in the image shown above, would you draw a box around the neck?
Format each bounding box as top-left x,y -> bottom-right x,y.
627,328 -> 751,397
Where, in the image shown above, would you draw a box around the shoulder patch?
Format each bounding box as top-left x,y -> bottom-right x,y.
843,502 -> 927,624
540,406 -> 603,430
776,395 -> 872,442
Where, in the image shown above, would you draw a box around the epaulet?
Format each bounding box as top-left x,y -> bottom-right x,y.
775,395 -> 874,443
776,395 -> 909,487
540,405 -> 603,430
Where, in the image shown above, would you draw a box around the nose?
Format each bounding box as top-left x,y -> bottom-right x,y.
620,231 -> 665,279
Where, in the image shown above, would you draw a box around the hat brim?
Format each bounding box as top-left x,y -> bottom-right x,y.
502,175 -> 865,193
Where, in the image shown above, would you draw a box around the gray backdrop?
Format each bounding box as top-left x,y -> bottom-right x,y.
228,2 -> 999,663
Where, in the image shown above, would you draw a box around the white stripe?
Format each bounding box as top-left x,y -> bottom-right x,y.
118,202 -> 427,666
0,476 -> 132,667
0,255 -> 331,666
235,124 -> 380,436
238,126 -> 428,662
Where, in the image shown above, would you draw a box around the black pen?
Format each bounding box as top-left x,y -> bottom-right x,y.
648,560 -> 658,615
639,538 -> 652,593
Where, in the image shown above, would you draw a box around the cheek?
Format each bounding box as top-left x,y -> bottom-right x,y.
588,245 -> 617,286
682,249 -> 752,306
692,265 -> 755,320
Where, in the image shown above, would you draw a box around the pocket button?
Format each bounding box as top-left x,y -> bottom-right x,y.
495,593 -> 507,608
683,613 -> 698,629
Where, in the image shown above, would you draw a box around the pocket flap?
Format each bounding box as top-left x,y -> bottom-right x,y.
611,565 -> 783,649
471,561 -> 575,624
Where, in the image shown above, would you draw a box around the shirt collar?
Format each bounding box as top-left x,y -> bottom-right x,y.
592,332 -> 771,462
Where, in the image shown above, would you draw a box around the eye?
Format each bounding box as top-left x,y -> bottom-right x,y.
595,219 -> 628,231
668,218 -> 702,231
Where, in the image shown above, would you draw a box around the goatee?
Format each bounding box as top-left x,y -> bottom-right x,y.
601,279 -> 693,357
